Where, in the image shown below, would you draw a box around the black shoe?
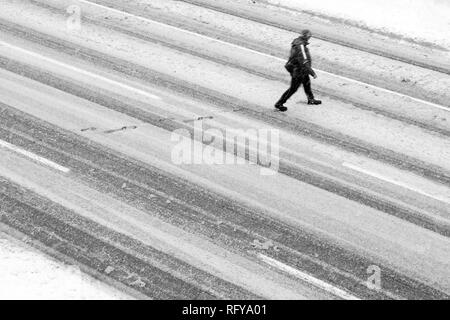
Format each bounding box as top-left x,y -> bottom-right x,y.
275,104 -> 288,112
307,99 -> 322,105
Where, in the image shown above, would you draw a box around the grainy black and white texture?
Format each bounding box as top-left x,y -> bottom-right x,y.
0,0 -> 449,300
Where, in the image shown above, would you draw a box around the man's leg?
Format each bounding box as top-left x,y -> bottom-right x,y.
303,74 -> 322,105
275,72 -> 301,108
302,74 -> 314,100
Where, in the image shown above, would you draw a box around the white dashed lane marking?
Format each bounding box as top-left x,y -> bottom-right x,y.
0,41 -> 162,102
343,162 -> 450,205
258,253 -> 361,300
0,139 -> 70,173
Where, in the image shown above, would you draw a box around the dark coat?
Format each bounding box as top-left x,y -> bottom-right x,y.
285,37 -> 316,77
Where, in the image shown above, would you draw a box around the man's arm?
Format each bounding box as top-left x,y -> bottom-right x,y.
300,44 -> 317,78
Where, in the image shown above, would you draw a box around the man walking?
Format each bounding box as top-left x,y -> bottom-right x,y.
275,29 -> 322,112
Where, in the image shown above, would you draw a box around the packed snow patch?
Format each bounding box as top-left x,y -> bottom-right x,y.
266,0 -> 450,49
0,234 -> 130,300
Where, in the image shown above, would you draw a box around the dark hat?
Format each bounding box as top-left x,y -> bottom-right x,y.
301,29 -> 312,38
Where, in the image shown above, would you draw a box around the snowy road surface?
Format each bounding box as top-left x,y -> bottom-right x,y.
0,0 -> 449,299
0,232 -> 129,299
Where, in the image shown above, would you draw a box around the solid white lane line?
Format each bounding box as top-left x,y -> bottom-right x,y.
0,41 -> 161,101
0,139 -> 70,173
81,0 -> 449,112
342,162 -> 450,205
258,253 -> 360,300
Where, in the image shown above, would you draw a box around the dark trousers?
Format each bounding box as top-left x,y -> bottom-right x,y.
276,68 -> 314,105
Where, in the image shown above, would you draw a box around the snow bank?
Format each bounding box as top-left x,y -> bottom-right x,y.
266,0 -> 450,49
0,234 -> 130,300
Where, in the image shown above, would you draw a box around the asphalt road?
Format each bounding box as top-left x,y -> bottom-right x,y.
0,0 -> 449,300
